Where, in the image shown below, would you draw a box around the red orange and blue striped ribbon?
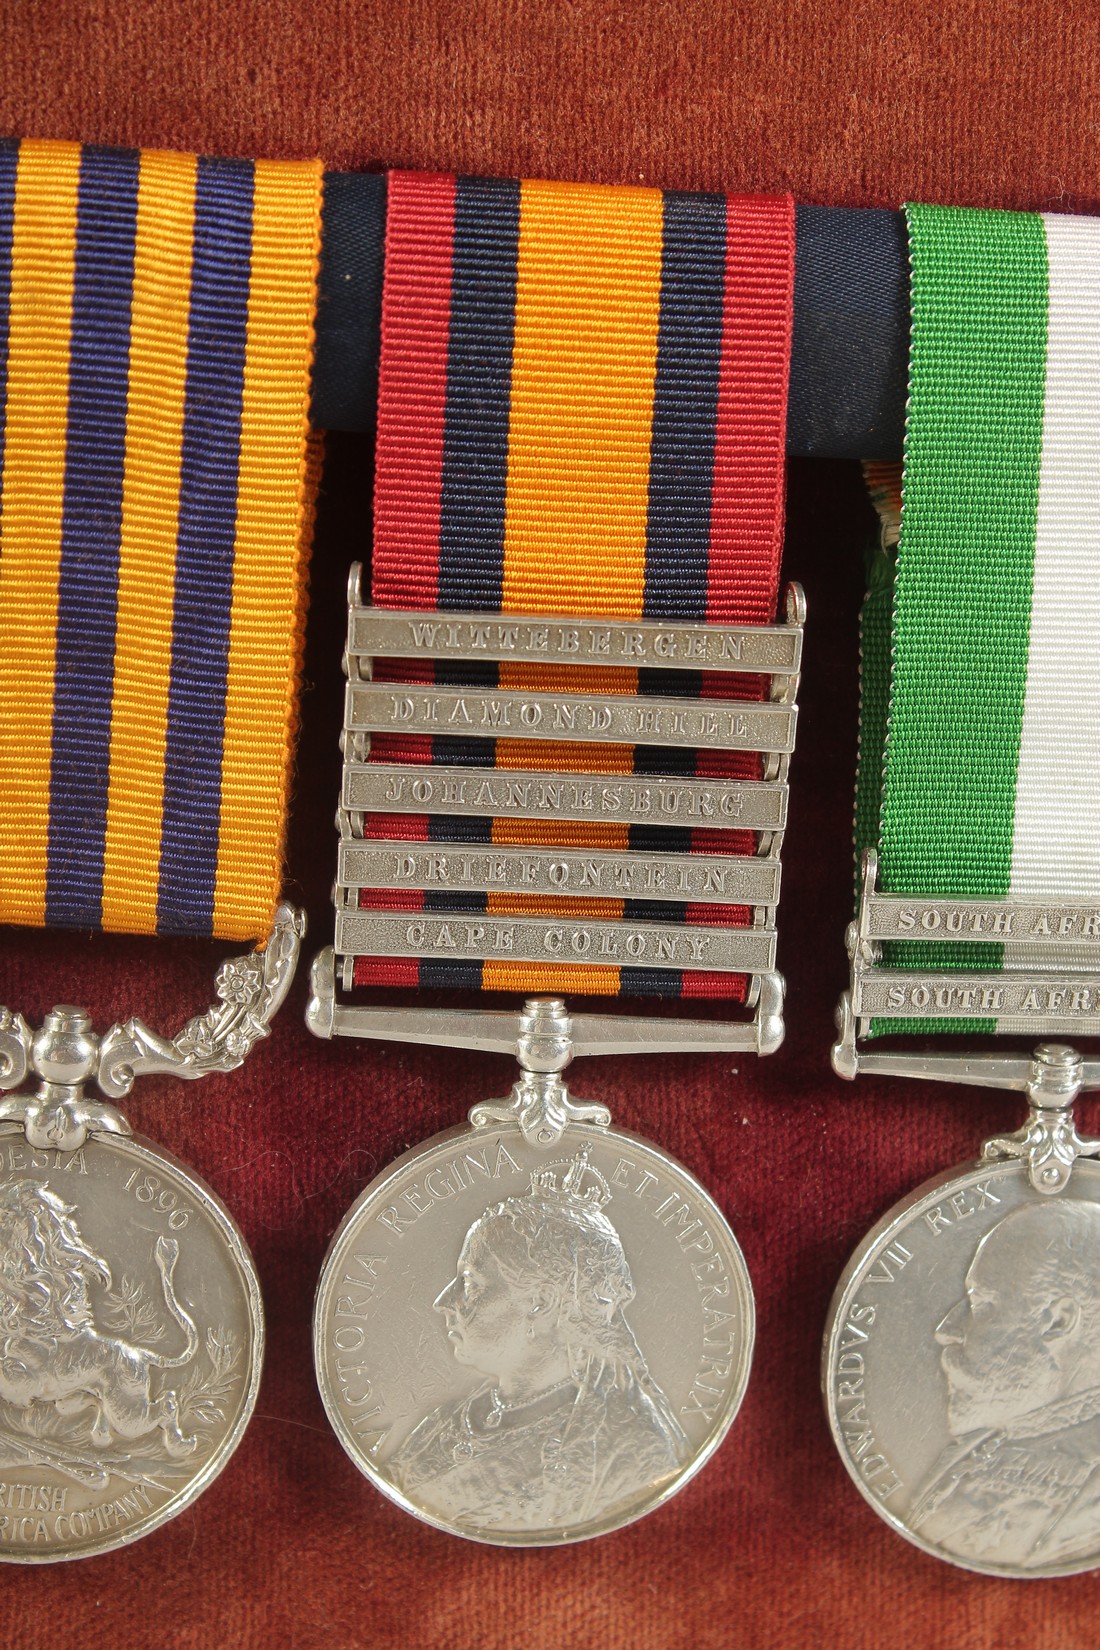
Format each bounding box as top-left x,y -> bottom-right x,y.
0,139 -> 323,941
359,172 -> 794,998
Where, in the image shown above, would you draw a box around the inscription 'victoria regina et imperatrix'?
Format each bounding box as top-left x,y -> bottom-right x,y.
309,173 -> 800,1542
315,1117 -> 753,1544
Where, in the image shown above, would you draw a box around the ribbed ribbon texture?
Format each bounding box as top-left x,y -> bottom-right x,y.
0,139 -> 324,940
358,173 -> 794,998
860,204 -> 1100,1032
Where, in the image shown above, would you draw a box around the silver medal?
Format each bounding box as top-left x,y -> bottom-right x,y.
0,1129 -> 262,1563
824,1043 -> 1100,1577
309,588 -> 805,1544
0,907 -> 301,1562
313,999 -> 754,1546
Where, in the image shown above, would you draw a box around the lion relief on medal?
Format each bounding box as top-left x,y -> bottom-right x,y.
910,1199 -> 1100,1571
0,1180 -> 240,1485
380,1149 -> 690,1534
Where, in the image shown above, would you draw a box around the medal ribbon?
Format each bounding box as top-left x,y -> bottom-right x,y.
861,204 -> 1100,1031
0,139 -> 323,941
360,173 -> 794,998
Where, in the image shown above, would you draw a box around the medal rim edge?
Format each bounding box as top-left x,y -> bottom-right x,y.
0,1129 -> 266,1566
312,1117 -> 756,1548
821,1154 -> 1100,1580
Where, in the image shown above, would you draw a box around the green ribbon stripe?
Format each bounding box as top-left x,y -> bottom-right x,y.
868,205 -> 1049,1034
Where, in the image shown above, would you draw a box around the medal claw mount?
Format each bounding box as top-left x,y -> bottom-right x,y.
841,1039 -> 1100,1197
98,902 -> 304,1098
0,903 -> 304,1150
466,998 -> 612,1147
833,851 -> 1100,1192
980,1044 -> 1100,1195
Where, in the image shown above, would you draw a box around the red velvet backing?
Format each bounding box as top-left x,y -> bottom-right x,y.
2,6 -> 1099,1644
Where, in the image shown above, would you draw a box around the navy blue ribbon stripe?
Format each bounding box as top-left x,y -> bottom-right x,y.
156,155 -> 254,936
314,179 -> 909,460
420,177 -> 517,986
46,146 -> 140,929
0,140 -> 17,534
643,190 -> 726,622
438,175 -> 520,613
626,193 -> 730,992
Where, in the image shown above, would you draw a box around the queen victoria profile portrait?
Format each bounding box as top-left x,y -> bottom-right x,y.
384,1149 -> 691,1535
911,1200 -> 1100,1570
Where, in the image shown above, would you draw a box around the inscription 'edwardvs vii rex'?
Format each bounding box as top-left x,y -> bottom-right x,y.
825,1157 -> 1100,1578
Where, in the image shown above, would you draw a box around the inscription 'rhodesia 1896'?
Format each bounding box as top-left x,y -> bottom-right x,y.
314,1120 -> 753,1547
0,1134 -> 262,1563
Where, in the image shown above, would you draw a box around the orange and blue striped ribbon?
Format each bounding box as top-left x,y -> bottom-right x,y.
0,139 -> 323,941
361,173 -> 794,999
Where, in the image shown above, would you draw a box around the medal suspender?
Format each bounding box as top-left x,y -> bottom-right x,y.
825,205 -> 1100,1579
0,140 -> 322,1561
311,174 -> 799,1544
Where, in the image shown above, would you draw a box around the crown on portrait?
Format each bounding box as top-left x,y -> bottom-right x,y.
528,1146 -> 612,1210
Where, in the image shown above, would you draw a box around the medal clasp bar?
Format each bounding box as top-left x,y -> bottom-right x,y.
310,570 -> 804,1063
833,851 -> 1100,1190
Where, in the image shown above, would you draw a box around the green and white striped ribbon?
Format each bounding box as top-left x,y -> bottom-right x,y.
859,204 -> 1100,1034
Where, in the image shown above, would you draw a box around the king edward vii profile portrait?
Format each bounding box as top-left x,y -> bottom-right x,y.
912,1200 -> 1100,1569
